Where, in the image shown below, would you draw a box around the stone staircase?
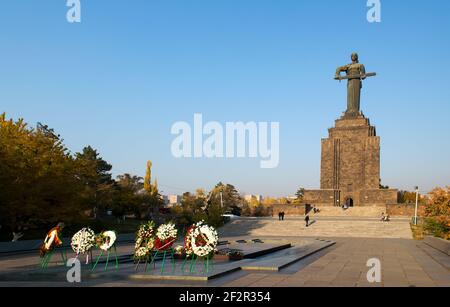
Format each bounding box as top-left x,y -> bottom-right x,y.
310,206 -> 387,217
219,216 -> 413,239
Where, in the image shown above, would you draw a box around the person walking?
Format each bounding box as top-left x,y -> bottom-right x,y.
305,214 -> 310,227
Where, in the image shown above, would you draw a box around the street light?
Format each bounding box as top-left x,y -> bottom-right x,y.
414,186 -> 419,225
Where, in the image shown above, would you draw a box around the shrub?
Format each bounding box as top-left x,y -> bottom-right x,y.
424,217 -> 450,240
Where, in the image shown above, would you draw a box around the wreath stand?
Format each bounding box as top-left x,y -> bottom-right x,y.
134,253 -> 151,272
181,254 -> 214,274
91,245 -> 119,272
148,248 -> 176,274
74,250 -> 94,267
40,248 -> 67,269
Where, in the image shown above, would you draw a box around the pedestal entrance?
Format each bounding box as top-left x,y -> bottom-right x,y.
345,198 -> 354,207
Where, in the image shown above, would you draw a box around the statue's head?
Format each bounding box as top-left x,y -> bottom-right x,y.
351,53 -> 359,63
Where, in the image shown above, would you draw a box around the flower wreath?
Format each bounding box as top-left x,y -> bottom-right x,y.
184,224 -> 196,256
39,226 -> 63,257
185,221 -> 218,258
134,221 -> 156,260
154,222 -> 177,251
96,231 -> 117,251
71,228 -> 96,255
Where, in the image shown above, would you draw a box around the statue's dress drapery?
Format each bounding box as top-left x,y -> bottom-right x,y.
336,63 -> 366,115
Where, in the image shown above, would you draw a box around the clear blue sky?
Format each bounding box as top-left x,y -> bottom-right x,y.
1,1 -> 449,197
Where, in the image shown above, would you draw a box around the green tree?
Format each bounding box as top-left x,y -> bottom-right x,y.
379,179 -> 389,190
113,174 -> 145,220
0,114 -> 86,235
74,146 -> 114,217
177,192 -> 208,225
205,200 -> 225,228
209,182 -> 243,214
398,190 -> 420,204
295,187 -> 305,202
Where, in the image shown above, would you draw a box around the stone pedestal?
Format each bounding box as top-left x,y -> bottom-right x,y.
304,114 -> 397,207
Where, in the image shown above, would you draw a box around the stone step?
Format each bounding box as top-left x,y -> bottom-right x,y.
219,217 -> 413,239
417,242 -> 450,271
240,239 -> 335,271
311,206 -> 386,217
423,236 -> 450,256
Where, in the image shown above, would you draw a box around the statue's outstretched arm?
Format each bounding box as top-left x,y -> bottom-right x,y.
335,65 -> 348,77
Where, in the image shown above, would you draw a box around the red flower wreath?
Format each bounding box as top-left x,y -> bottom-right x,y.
154,237 -> 176,251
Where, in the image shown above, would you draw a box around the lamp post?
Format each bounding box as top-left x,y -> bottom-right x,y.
414,186 -> 419,225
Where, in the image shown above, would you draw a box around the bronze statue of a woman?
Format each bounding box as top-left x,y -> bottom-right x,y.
335,53 -> 375,117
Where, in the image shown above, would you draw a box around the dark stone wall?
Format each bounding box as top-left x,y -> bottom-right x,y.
386,204 -> 426,216
362,189 -> 398,205
303,189 -> 336,206
271,204 -> 306,216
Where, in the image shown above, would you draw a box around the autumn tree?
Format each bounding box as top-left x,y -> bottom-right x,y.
142,160 -> 164,212
262,197 -> 277,206
143,161 -> 153,194
424,187 -> 450,239
426,187 -> 450,217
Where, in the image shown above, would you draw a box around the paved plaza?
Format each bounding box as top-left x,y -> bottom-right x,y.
0,217 -> 449,287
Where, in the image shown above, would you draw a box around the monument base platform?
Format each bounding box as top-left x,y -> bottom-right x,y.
303,188 -> 398,207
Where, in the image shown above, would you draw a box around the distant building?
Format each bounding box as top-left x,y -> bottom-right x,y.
244,194 -> 263,203
161,195 -> 169,206
168,194 -> 182,206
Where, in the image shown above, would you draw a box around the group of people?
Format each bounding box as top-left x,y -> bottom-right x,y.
277,211 -> 313,227
380,212 -> 390,222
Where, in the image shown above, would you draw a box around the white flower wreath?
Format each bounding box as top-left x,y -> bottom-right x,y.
189,222 -> 218,257
135,246 -> 149,258
71,228 -> 96,255
156,223 -> 177,241
98,230 -> 117,251
134,221 -> 156,260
